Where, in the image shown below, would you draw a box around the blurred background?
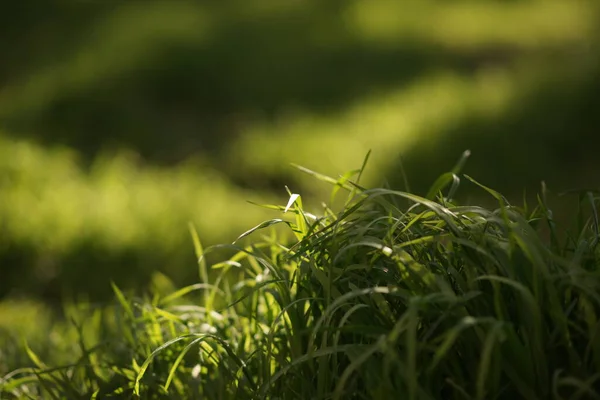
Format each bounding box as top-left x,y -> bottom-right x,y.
0,0 -> 599,314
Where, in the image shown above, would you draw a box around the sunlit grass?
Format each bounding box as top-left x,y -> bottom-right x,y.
0,1 -> 598,394
2,154 -> 599,399
347,0 -> 598,50
0,134 -> 273,296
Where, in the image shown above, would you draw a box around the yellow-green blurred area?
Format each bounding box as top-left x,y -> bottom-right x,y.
1,0 -> 600,309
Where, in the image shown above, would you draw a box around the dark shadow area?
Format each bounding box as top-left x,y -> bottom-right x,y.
0,2 -> 114,84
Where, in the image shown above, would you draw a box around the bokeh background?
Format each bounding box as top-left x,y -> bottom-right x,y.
1,0 -> 599,318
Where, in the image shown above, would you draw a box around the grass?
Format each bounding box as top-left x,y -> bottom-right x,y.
0,133 -> 272,299
2,152 -> 599,399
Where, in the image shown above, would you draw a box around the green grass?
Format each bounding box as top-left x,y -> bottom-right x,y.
0,134 -> 273,299
2,153 -> 599,399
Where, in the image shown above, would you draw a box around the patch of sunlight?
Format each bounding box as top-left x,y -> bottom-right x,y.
0,134 -> 272,257
229,68 -> 518,192
345,0 -> 598,50
0,299 -> 51,334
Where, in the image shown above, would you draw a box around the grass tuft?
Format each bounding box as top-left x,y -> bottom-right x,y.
2,153 -> 599,399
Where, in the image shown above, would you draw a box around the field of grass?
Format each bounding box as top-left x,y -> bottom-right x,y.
1,1 -> 599,396
2,154 -> 599,399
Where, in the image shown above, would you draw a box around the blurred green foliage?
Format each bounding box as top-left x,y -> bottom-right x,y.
0,135 -> 272,300
0,0 -> 599,302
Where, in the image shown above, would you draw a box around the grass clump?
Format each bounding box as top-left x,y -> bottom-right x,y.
2,152 -> 599,399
